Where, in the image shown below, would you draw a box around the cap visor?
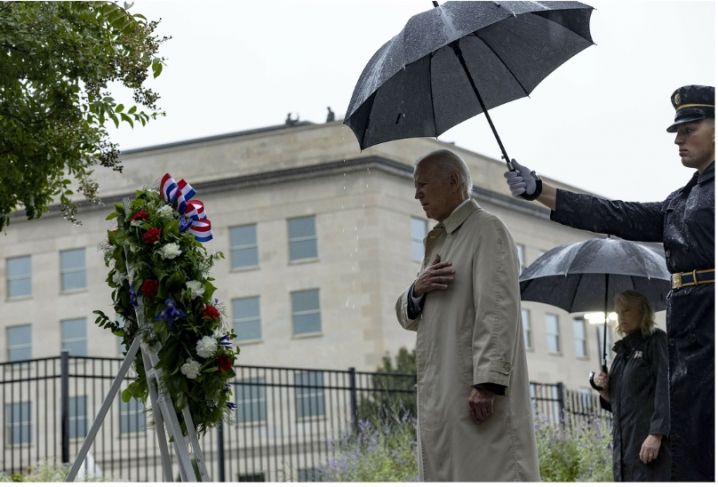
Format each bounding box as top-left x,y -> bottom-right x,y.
667,115 -> 709,132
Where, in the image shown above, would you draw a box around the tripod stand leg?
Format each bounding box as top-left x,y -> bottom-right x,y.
66,337 -> 141,481
182,406 -> 211,481
141,347 -> 174,481
141,345 -> 198,482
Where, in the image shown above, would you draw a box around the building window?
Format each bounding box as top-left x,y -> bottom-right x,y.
516,244 -> 526,272
521,309 -> 532,350
60,248 -> 86,291
291,289 -> 321,336
238,473 -> 265,482
7,255 -> 31,298
230,224 -> 258,269
235,377 -> 267,424
6,324 -> 32,362
295,371 -> 325,419
5,401 -> 31,445
410,217 -> 428,262
70,396 -> 87,439
288,216 -> 317,261
545,313 -> 561,354
232,297 -> 261,342
573,318 -> 588,358
61,318 -> 87,356
120,398 -> 145,434
297,467 -> 322,482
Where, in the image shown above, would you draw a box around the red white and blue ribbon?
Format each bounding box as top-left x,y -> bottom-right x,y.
160,173 -> 213,242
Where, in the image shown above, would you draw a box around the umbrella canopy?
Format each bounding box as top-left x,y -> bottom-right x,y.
344,1 -> 594,159
519,238 -> 671,313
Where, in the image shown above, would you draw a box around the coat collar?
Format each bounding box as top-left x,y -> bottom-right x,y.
698,160 -> 715,185
441,199 -> 480,234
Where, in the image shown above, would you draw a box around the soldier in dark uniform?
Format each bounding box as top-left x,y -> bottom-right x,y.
504,85 -> 715,481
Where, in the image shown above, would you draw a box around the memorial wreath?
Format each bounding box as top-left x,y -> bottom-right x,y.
95,173 -> 239,434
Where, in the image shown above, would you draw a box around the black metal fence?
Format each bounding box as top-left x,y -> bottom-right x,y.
1,353 -> 609,481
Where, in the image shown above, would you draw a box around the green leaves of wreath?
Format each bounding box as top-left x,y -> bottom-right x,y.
94,187 -> 239,434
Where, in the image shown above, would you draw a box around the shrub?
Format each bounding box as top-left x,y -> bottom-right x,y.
319,416 -> 418,482
535,416 -> 613,481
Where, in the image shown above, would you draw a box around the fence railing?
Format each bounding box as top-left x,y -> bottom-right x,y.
0,353 -> 609,481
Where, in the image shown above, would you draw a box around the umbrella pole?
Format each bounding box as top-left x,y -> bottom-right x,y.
449,41 -> 514,171
602,273 -> 609,371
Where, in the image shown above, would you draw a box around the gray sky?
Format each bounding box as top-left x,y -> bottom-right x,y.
110,0 -> 715,201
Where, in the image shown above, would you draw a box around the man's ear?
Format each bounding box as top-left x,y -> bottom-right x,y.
449,171 -> 460,191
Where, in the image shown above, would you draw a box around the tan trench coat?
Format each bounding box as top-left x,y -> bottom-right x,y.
396,199 -> 540,481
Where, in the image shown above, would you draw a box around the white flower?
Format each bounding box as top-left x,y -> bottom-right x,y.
130,219 -> 144,227
108,258 -> 117,270
180,359 -> 202,380
159,242 -> 182,260
196,336 -> 218,359
111,270 -> 126,285
186,280 -> 204,299
157,205 -> 174,218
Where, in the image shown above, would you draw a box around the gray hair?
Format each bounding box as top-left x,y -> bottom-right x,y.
415,149 -> 473,198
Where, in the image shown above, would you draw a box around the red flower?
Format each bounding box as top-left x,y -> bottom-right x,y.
143,227 -> 161,244
217,355 -> 233,373
130,209 -> 149,221
141,278 -> 159,297
202,305 -> 220,320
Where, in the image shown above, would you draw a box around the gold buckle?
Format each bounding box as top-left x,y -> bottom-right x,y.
672,273 -> 683,289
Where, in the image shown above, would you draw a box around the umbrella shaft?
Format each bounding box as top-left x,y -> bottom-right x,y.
449,41 -> 513,170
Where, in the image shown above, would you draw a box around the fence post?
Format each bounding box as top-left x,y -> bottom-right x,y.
60,351 -> 70,464
556,382 -> 566,428
348,367 -> 358,432
216,420 -> 226,482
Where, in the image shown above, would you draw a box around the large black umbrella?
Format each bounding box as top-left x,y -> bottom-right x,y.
344,1 -> 595,168
518,238 -> 671,387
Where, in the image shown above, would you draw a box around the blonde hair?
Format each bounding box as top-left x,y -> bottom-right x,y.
414,150 -> 473,198
614,290 -> 655,336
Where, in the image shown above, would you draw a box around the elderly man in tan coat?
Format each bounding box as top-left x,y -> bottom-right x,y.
396,149 -> 540,481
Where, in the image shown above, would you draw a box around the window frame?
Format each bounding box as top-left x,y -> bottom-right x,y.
287,215 -> 318,262
294,371 -> 326,420
290,289 -> 322,337
6,324 -> 32,362
6,255 -> 32,299
232,296 -> 262,343
60,248 -> 87,292
229,224 -> 259,270
235,377 -> 267,425
61,317 -> 87,356
410,217 -> 428,262
545,313 -> 561,354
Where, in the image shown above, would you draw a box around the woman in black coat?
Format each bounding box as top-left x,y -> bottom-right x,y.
594,290 -> 670,481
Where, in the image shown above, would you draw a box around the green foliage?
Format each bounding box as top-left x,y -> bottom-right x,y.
97,188 -> 239,435
319,418 -> 419,482
0,462 -> 73,482
357,347 -> 417,425
535,417 -> 613,481
0,1 -> 167,230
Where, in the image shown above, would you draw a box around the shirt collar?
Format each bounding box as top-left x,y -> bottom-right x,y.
440,198 -> 480,234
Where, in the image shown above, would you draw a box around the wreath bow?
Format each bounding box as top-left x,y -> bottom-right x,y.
160,173 -> 213,242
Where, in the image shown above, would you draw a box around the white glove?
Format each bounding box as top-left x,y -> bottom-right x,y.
504,159 -> 541,200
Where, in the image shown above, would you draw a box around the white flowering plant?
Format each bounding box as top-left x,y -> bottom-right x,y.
94,183 -> 239,434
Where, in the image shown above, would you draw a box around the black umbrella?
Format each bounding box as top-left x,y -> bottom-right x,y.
344,1 -> 595,169
518,238 -> 671,388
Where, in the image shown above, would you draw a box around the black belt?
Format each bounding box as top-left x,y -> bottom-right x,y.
671,268 -> 715,289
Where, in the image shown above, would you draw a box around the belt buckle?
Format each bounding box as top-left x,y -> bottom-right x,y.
672,273 -> 682,289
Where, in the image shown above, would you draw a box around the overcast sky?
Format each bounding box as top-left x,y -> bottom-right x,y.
110,0 -> 715,201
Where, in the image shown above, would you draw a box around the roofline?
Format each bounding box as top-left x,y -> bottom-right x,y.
119,121 -> 315,155
10,155 -> 552,222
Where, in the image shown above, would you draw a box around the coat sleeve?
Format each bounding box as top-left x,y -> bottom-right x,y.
471,216 -> 520,388
550,189 -> 664,242
395,285 -> 420,332
648,331 -> 670,436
